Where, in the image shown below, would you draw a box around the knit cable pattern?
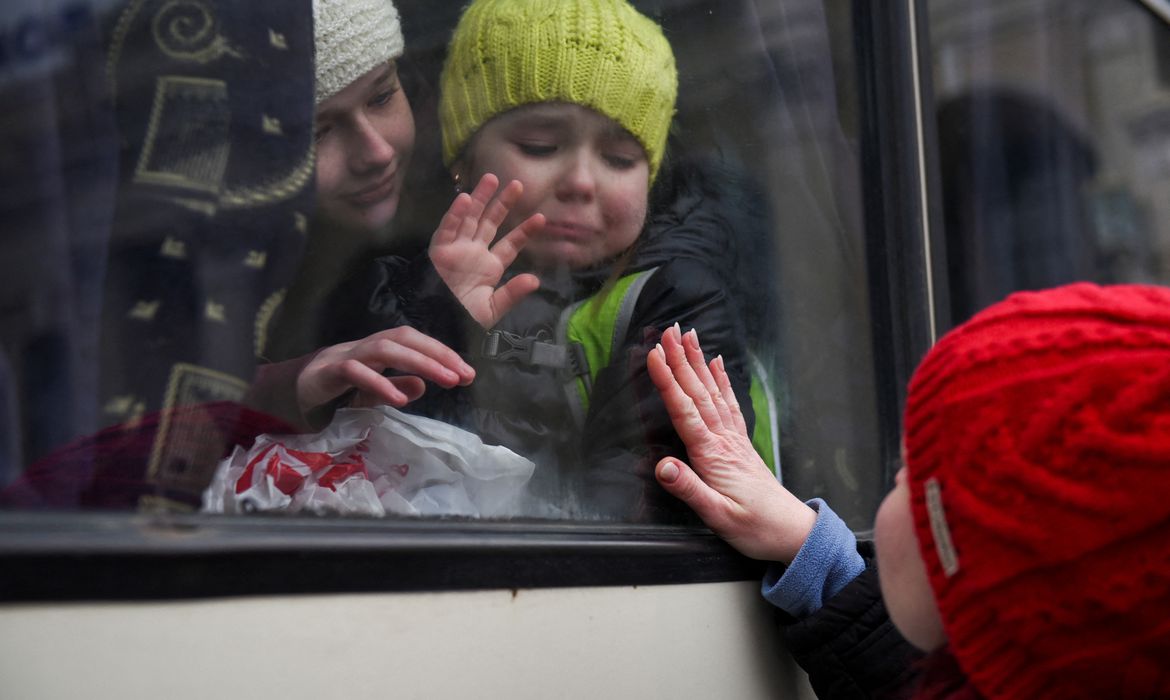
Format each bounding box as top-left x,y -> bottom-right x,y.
903,282 -> 1170,700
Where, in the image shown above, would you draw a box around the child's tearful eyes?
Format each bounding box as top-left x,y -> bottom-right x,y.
604,153 -> 639,170
461,103 -> 650,270
516,142 -> 556,157
513,140 -> 641,171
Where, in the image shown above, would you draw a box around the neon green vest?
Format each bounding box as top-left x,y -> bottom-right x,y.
557,268 -> 781,476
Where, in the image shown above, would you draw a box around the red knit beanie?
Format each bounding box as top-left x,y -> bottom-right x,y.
902,283 -> 1170,700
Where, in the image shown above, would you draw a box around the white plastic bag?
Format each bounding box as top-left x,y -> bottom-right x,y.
202,406 -> 534,518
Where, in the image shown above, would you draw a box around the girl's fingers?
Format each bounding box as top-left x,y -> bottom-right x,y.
433,193 -> 472,246
478,180 -> 524,243
382,326 -> 474,380
468,173 -> 499,208
489,274 -> 540,321
350,376 -> 425,409
661,325 -> 725,430
337,360 -> 411,406
455,198 -> 483,240
387,375 -> 426,403
354,337 -> 463,388
490,213 -> 543,266
453,174 -> 495,240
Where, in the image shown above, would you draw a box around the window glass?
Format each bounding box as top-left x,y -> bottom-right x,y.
928,0 -> 1170,324
0,0 -> 886,530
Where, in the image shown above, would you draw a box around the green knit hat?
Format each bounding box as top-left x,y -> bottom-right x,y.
439,0 -> 678,181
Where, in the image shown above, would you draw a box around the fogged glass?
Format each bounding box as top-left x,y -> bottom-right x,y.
0,0 -> 884,528
928,0 -> 1170,324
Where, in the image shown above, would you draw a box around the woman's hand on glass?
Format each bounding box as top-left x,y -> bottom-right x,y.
429,173 -> 544,329
648,325 -> 816,563
296,326 -> 474,415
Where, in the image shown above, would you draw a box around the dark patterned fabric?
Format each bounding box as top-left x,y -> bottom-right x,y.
1,0 -> 314,509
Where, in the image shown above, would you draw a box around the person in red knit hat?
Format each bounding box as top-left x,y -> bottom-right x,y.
647,282 -> 1170,699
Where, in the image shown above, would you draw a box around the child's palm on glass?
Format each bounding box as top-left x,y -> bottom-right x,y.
429,174 -> 544,329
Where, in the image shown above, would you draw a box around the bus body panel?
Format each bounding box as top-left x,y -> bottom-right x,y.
0,580 -> 815,699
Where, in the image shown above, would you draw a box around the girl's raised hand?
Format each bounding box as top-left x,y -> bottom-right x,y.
429,173 -> 544,329
647,325 -> 816,563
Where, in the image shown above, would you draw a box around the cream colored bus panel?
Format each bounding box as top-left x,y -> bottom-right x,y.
0,580 -> 813,699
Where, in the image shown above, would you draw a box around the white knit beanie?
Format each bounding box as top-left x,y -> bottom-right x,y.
313,0 -> 405,105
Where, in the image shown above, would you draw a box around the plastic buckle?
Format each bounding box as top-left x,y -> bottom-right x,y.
480,330 -> 533,363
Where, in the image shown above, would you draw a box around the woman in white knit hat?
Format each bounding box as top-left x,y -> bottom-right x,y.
312,0 -> 414,235
251,0 -> 481,431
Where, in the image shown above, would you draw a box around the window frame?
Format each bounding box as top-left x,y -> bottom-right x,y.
0,512 -> 762,601
854,0 -> 946,488
0,0 -> 939,603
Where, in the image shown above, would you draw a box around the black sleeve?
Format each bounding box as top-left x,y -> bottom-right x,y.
781,543 -> 924,700
578,258 -> 756,523
367,253 -> 479,349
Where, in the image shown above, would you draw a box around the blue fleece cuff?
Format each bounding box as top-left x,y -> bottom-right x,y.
760,497 -> 865,619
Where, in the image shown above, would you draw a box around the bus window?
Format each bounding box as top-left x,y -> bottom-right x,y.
0,0 -> 906,549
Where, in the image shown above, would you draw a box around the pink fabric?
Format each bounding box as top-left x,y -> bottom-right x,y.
1,401 -> 296,510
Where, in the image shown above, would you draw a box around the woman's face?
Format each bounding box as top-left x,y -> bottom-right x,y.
874,466 -> 948,651
314,61 -> 415,235
460,103 -> 650,270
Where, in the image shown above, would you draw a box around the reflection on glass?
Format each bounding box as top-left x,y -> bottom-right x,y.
0,0 -> 884,529
929,0 -> 1170,324
0,1 -> 316,512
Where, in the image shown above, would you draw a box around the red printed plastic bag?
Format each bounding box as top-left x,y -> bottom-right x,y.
202,406 -> 535,517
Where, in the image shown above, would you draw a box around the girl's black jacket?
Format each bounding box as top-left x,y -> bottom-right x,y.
366,156 -> 770,522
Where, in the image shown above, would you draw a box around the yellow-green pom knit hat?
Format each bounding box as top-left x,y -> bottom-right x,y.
439,0 -> 678,181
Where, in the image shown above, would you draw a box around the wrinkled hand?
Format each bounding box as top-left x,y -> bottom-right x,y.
297,326 -> 474,416
429,173 -> 545,329
647,324 -> 816,562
